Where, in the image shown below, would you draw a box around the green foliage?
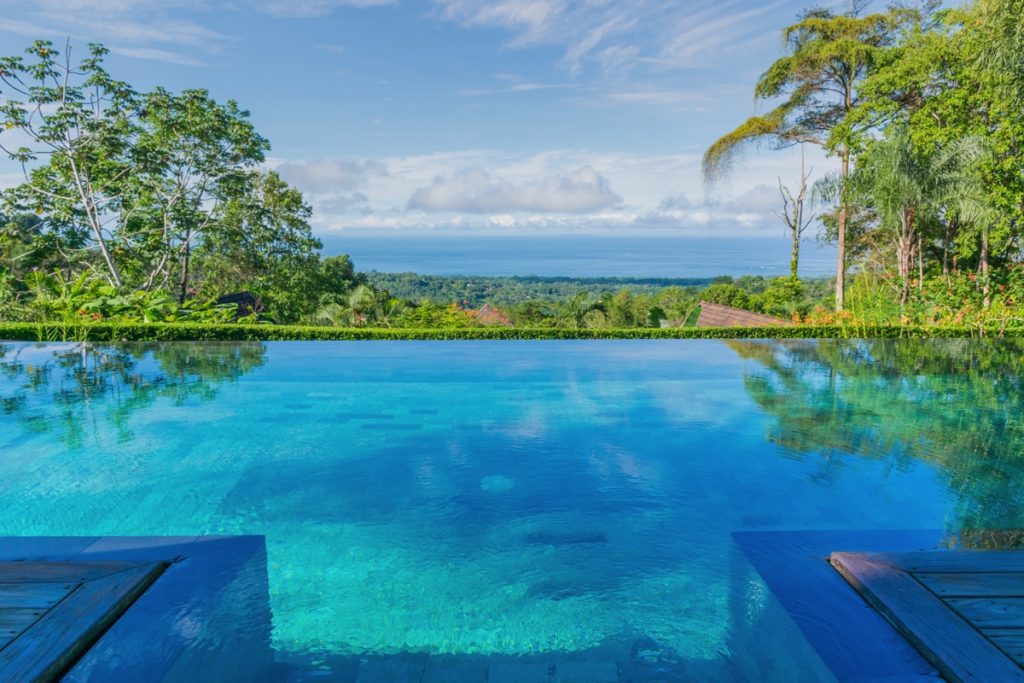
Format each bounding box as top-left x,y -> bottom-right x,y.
365,272 -> 713,307
14,271 -> 238,323
756,277 -> 806,318
700,284 -> 753,310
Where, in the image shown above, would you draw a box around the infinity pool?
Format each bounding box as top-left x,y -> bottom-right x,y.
1,340 -> 1021,680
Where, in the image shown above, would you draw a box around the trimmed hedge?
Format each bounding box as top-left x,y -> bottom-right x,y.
1,321 -> 1022,342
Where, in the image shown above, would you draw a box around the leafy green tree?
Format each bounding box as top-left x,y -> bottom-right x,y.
1,41 -> 270,299
1,41 -> 137,286
973,0 -> 1024,103
195,171 -> 323,322
700,283 -> 754,311
132,87 -> 269,300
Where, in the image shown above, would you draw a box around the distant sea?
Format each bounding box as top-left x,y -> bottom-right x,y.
321,234 -> 837,279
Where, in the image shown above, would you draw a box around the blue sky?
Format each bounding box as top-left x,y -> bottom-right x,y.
0,0 -> 851,236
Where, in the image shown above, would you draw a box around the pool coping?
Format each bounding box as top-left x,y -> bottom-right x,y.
0,536 -> 271,682
733,529 -> 948,682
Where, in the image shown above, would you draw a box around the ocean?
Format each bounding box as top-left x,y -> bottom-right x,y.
320,234 -> 837,279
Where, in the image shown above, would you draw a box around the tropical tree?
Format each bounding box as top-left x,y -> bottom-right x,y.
847,126 -> 937,306
556,292 -> 605,329
703,4 -> 913,310
973,0 -> 1024,102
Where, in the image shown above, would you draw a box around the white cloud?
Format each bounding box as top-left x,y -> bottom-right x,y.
276,145 -> 836,234
271,158 -> 386,194
407,166 -> 621,214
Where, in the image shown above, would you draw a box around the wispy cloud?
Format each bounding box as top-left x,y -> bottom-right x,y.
108,46 -> 208,66
432,0 -> 801,76
458,81 -> 577,97
255,0 -> 395,18
0,0 -> 390,65
314,43 -> 347,54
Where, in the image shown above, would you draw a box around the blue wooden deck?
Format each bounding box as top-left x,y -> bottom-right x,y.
0,560 -> 167,681
832,551 -> 1024,683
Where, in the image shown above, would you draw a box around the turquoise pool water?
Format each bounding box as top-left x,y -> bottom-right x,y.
1,339 -> 1022,681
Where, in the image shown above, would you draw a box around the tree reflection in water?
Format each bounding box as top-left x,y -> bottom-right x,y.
730,338 -> 1024,535
0,342 -> 265,447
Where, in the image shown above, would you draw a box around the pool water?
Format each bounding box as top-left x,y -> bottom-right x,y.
2,339 -> 1022,681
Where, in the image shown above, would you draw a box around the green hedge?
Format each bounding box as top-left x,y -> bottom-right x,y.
1,321 -> 1022,342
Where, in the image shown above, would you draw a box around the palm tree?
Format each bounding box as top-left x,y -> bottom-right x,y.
932,136 -> 1000,307
703,5 -> 912,311
556,293 -> 604,329
973,0 -> 1024,103
848,127 -> 936,306
314,284 -> 378,326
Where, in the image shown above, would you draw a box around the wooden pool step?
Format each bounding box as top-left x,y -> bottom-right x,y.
831,550 -> 1024,683
0,560 -> 167,682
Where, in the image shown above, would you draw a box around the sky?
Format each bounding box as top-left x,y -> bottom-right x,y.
0,0 -> 853,237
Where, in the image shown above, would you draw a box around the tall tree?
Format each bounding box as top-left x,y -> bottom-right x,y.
1,41 -> 270,297
0,41 -> 137,286
132,87 -> 269,301
703,4 -> 912,310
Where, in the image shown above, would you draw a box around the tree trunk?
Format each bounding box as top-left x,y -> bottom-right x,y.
942,220 -> 951,278
918,234 -> 924,289
835,149 -> 850,311
178,234 -> 191,305
980,228 -> 990,309
790,227 -> 800,280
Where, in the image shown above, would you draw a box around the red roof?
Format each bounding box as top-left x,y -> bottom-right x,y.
696,301 -> 791,328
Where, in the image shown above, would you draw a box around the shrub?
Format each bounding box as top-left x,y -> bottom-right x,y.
0,321 -> 1017,342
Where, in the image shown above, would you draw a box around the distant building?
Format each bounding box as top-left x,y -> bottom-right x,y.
695,301 -> 790,328
474,303 -> 513,327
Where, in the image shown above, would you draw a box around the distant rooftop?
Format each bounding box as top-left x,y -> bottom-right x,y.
695,301 -> 790,328
475,304 -> 513,327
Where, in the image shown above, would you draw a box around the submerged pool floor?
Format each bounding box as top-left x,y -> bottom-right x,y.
1,339 -> 1022,680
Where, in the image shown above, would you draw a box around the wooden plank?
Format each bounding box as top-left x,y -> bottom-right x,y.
0,562 -> 166,682
947,598 -> 1024,628
982,629 -> 1024,666
867,551 -> 1024,573
0,608 -> 48,633
917,572 -> 1024,597
830,552 -> 1024,683
0,562 -> 146,583
0,583 -> 75,609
